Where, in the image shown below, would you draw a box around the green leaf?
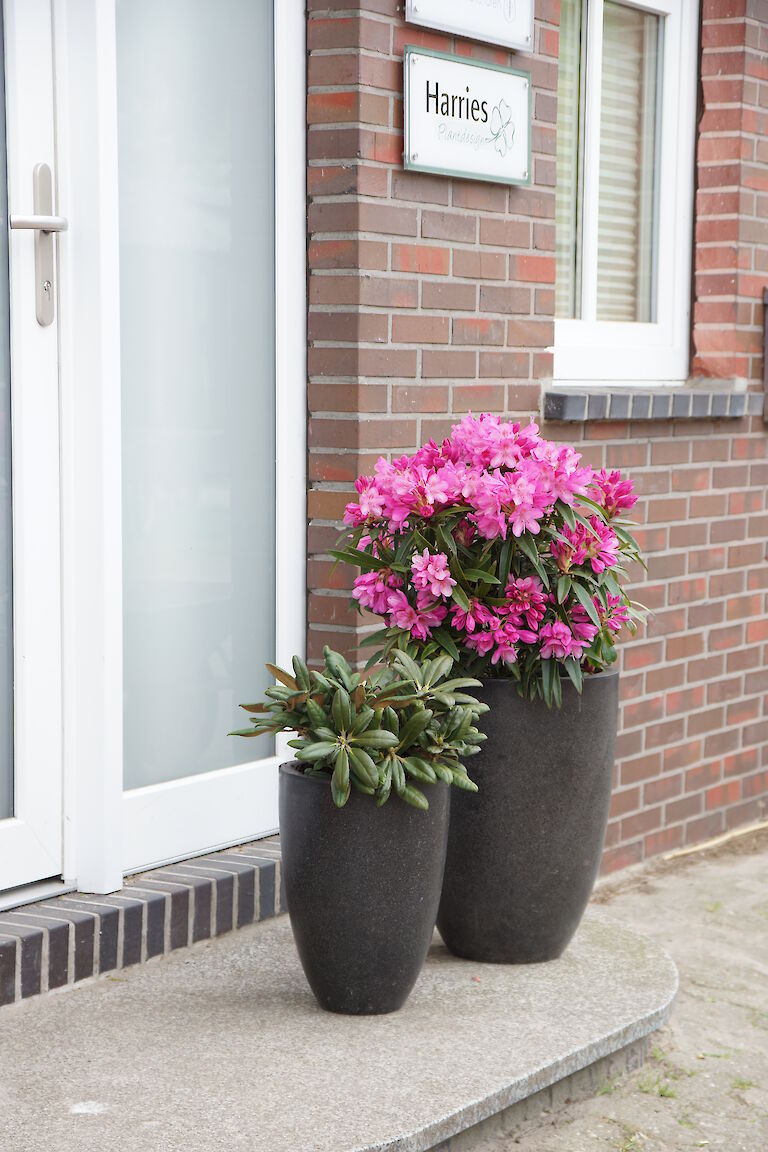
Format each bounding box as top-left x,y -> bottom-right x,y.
324,647 -> 354,691
403,756 -> 436,783
563,656 -> 583,695
348,746 -> 379,789
391,757 -> 406,796
391,649 -> 424,687
517,533 -> 550,588
557,574 -> 572,604
360,627 -> 392,648
375,762 -> 392,807
291,656 -> 310,692
552,669 -> 562,709
437,677 -> 483,692
228,727 -> 265,738
331,687 -> 352,732
463,568 -> 501,585
436,521 -> 458,558
423,654 -> 454,688
431,628 -> 461,663
602,571 -> 621,597
431,761 -> 454,785
397,708 -> 434,751
558,500 -> 577,531
497,534 -> 513,588
571,581 -> 601,628
449,766 -> 479,792
451,584 -> 471,612
295,741 -> 338,762
541,658 -> 554,709
305,698 -> 327,728
351,729 -> 400,750
401,784 -> 429,811
577,494 -> 608,520
329,548 -> 389,573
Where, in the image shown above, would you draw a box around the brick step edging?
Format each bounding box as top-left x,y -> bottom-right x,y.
0,840 -> 285,1009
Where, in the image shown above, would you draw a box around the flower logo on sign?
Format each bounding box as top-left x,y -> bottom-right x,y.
490,99 -> 514,158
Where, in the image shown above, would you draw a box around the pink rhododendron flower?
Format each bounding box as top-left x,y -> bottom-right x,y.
411,549 -> 456,599
591,469 -> 637,519
352,570 -> 402,615
598,593 -> 631,634
584,516 -> 620,574
539,620 -> 586,661
505,575 -> 547,630
569,602 -> 599,648
550,524 -> 588,573
450,600 -> 495,635
386,589 -> 445,641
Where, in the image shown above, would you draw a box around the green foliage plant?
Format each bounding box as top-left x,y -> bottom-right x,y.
231,646 -> 486,811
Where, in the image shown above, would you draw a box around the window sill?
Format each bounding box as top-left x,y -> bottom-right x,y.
542,386 -> 763,423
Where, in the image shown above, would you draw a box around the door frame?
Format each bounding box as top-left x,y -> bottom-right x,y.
0,0 -> 64,893
54,0 -> 307,892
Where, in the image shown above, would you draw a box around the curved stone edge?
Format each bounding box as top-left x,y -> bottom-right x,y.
361,930 -> 679,1152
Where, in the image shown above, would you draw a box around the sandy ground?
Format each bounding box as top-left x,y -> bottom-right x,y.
489,828 -> 768,1151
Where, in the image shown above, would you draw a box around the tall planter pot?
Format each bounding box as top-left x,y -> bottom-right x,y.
279,762 -> 450,1015
437,667 -> 619,964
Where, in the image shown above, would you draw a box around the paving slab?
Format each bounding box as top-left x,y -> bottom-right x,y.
458,830 -> 768,1152
0,908 -> 675,1152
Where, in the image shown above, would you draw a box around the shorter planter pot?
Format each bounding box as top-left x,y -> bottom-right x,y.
437,668 -> 619,964
279,762 -> 450,1014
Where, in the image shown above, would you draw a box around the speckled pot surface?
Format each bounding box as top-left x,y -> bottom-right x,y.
279,763 -> 450,1015
437,668 -> 619,964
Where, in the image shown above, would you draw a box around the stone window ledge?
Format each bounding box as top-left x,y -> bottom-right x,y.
542,387 -> 764,423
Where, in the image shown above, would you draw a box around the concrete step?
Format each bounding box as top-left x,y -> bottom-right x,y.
0,907 -> 676,1152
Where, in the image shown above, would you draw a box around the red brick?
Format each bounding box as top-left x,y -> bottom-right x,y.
392,244 -> 450,275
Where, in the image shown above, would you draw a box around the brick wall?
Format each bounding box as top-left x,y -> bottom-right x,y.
306,0 -> 768,873
693,0 -> 768,381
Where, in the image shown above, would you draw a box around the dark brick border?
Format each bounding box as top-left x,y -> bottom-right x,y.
0,839 -> 284,1009
542,389 -> 764,423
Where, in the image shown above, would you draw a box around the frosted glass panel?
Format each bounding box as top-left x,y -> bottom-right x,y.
118,0 -> 275,790
0,8 -> 12,820
596,2 -> 660,322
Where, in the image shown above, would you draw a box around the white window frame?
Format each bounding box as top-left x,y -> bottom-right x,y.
553,0 -> 699,386
54,0 -> 306,892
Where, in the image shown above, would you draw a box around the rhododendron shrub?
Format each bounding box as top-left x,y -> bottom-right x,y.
334,414 -> 645,708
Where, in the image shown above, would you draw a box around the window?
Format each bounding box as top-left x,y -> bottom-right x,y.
554,0 -> 699,384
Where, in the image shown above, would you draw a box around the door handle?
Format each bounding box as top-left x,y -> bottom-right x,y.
9,214 -> 68,232
8,163 -> 67,327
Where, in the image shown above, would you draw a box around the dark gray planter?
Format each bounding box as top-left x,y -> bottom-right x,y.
437,668 -> 619,964
279,762 -> 450,1014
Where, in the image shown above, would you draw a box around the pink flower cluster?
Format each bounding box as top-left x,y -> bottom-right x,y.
342,414 -> 638,673
344,414 -> 594,541
550,517 -> 620,575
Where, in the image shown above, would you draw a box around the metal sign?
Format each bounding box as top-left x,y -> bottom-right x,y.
404,48 -> 531,187
405,0 -> 534,53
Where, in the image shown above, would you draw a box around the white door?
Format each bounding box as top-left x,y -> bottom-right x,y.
0,0 -> 64,893
52,0 -> 306,891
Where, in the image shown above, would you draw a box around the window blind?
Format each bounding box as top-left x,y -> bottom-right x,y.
596,2 -> 660,323
555,0 -> 583,319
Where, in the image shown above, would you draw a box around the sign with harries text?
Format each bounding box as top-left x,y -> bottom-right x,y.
405,0 -> 534,53
404,48 -> 530,187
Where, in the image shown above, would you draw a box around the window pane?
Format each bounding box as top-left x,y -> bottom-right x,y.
596,1 -> 661,322
555,0 -> 584,319
0,6 -> 12,820
118,0 -> 276,790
